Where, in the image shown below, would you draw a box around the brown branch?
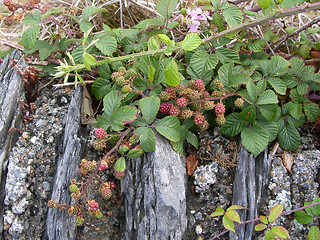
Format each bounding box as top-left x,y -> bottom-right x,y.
271,15 -> 320,52
202,2 -> 320,44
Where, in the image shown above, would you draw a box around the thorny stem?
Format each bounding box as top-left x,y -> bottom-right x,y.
75,127 -> 132,205
208,201 -> 320,240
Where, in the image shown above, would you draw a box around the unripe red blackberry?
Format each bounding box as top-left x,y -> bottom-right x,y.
203,101 -> 215,110
194,114 -> 205,125
118,66 -> 126,75
4,16 -> 13,26
187,80 -> 195,89
180,109 -> 193,119
216,114 -> 226,126
159,91 -> 169,101
215,103 -> 225,115
194,79 -> 205,91
95,128 -> 106,139
115,76 -> 126,87
159,102 -> 172,114
93,140 -> 106,151
109,181 -> 116,189
211,90 -> 223,97
175,84 -> 186,95
78,166 -> 88,177
165,86 -> 176,96
111,72 -> 121,81
42,4 -> 52,11
234,98 -> 244,108
48,200 -> 58,208
100,187 -> 112,199
75,216 -> 84,226
169,106 -> 180,116
176,97 -> 188,108
212,79 -> 223,88
122,85 -> 132,93
69,184 -> 79,193
3,0 -> 12,6
114,169 -> 125,180
203,91 -> 210,99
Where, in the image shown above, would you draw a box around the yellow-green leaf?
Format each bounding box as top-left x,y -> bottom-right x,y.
227,205 -> 247,211
225,210 -> 241,223
260,215 -> 269,224
222,215 -> 235,232
254,223 -> 267,231
271,226 -> 290,239
268,205 -> 283,223
210,207 -> 225,217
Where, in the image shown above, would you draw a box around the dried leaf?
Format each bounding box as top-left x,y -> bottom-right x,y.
81,85 -> 96,124
186,153 -> 198,176
282,151 -> 294,174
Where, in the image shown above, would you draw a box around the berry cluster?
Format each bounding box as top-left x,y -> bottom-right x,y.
110,67 -> 138,93
98,164 -> 109,172
89,200 -> 99,212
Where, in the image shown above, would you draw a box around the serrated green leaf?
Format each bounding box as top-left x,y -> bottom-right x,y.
308,226 -> 320,240
41,8 -> 61,21
227,205 -> 247,211
127,148 -> 144,159
90,115 -> 110,129
297,82 -> 309,95
114,157 -> 126,172
164,61 -> 180,86
282,73 -> 298,88
290,103 -> 303,119
290,88 -> 304,103
222,215 -> 235,232
222,5 -> 243,27
79,20 -> 93,33
259,104 -> 278,122
188,50 -> 218,81
155,116 -> 180,142
287,115 -> 306,128
289,57 -> 306,79
269,56 -> 290,77
241,124 -> 269,157
211,12 -> 225,31
254,223 -> 267,231
130,115 -> 148,127
279,0 -> 304,9
148,65 -> 156,85
260,215 -> 269,224
256,119 -> 278,142
256,79 -> 267,95
20,25 -> 41,50
239,105 -> 256,124
103,91 -> 121,120
23,11 -> 41,25
181,33 -> 202,51
83,53 -> 96,71
186,131 -> 199,149
230,73 -> 251,87
295,211 -> 314,224
81,6 -> 107,20
112,106 -> 138,127
216,48 -> 240,64
271,226 -> 289,239
24,40 -> 53,61
138,127 -> 156,152
210,207 -> 225,217
278,124 -> 300,151
91,78 -> 111,99
268,205 -> 283,223
304,200 -> 320,217
139,96 -> 160,124
268,78 -> 287,95
98,63 -> 111,79
156,0 -> 178,19
220,113 -> 248,137
95,36 -> 117,56
248,39 -> 266,52
246,81 -> 258,103
265,229 -> 276,240
225,210 -> 241,223
257,90 -> 278,105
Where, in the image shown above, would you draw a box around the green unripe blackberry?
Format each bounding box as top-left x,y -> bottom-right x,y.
75,216 -> 84,226
93,140 -> 106,151
199,120 -> 209,131
95,211 -> 103,219
122,85 -> 132,93
180,8 -> 187,15
175,84 -> 185,95
129,135 -> 137,144
118,66 -> 126,75
234,98 -> 244,108
212,79 -> 223,88
115,76 -> 126,87
159,91 -> 169,101
189,91 -> 200,101
111,72 -> 121,81
69,184 -> 78,193
187,80 -> 195,89
190,102 -> 200,111
203,101 -> 215,110
180,109 -> 193,119
128,68 -> 137,78
216,114 -> 226,126
211,90 -> 224,97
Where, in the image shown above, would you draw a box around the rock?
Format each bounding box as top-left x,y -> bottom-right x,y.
0,50 -> 25,236
121,131 -> 187,240
43,86 -> 85,240
230,145 -> 271,240
193,162 -> 219,193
